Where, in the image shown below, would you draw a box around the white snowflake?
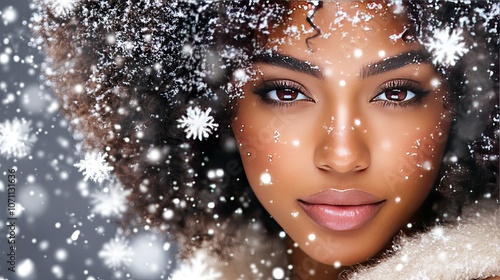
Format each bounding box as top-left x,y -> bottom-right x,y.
387,0 -> 405,14
74,151 -> 113,183
170,250 -> 222,280
177,106 -> 219,141
98,234 -> 134,269
423,27 -> 469,67
475,3 -> 500,26
90,181 -> 131,218
0,118 -> 38,159
46,0 -> 79,18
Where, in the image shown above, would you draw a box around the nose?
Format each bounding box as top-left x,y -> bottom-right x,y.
313,117 -> 370,174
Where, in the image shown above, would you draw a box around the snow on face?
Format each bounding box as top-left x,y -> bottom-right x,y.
233,1 -> 453,266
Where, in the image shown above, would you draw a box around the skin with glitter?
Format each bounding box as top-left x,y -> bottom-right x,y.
233,2 -> 451,277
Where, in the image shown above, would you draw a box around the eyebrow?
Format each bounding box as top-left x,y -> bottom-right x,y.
253,52 -> 323,79
360,50 -> 432,79
253,49 -> 431,80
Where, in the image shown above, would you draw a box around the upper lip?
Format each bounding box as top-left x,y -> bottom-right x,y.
299,188 -> 385,206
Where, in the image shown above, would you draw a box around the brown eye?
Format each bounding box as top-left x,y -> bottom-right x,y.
276,89 -> 299,101
373,88 -> 416,103
268,88 -> 309,102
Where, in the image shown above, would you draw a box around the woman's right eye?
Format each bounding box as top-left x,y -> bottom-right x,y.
266,88 -> 310,102
252,80 -> 314,106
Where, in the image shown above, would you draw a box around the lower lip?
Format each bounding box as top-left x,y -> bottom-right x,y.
299,201 -> 385,231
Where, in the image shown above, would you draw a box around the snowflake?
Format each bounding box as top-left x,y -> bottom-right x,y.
90,181 -> 131,218
170,250 -> 222,280
423,27 -> 469,67
474,3 -> 500,33
74,151 -> 113,183
475,3 -> 500,27
98,234 -> 134,269
430,226 -> 449,242
177,106 -> 219,141
0,118 -> 38,159
46,0 -> 79,18
387,0 -> 405,14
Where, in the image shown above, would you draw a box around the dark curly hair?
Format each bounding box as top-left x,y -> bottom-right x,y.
33,0 -> 499,259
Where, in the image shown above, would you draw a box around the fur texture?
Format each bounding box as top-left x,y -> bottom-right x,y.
349,200 -> 500,279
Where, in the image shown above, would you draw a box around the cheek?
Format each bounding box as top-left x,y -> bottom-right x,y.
232,115 -> 301,202
232,106 -> 315,227
232,98 -> 301,176
398,128 -> 449,182
374,116 -> 451,209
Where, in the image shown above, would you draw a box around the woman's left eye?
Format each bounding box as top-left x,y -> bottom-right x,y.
372,88 -> 416,103
370,80 -> 430,107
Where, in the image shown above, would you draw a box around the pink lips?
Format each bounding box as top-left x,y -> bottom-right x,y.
298,189 -> 385,231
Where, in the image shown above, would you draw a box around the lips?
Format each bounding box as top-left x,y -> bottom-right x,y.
298,189 -> 386,231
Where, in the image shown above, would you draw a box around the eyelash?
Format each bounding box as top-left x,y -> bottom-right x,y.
252,80 -> 313,108
252,79 -> 430,108
371,79 -> 430,108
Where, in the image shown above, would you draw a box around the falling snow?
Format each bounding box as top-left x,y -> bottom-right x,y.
17,259 -> 35,278
475,3 -> 500,28
177,106 -> 219,141
74,151 -> 113,183
46,0 -> 79,18
98,234 -> 134,269
90,181 -> 131,218
0,1 -> 496,279
170,250 -> 222,280
423,27 -> 469,67
0,117 -> 38,159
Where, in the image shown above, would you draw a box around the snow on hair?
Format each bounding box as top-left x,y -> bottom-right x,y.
33,0 -> 499,259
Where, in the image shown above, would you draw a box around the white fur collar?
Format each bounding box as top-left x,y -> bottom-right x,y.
171,200 -> 500,279
349,200 -> 500,279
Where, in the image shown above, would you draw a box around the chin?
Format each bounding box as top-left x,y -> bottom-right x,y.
297,231 -> 395,267
314,249 -> 378,266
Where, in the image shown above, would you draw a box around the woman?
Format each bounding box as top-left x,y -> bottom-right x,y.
34,0 -> 499,279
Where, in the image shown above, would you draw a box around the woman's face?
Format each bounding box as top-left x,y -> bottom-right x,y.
232,1 -> 451,266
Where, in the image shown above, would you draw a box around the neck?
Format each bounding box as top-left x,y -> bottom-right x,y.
286,237 -> 349,280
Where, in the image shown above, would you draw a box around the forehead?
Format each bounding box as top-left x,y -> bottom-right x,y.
264,1 -> 414,61
285,1 -> 407,32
